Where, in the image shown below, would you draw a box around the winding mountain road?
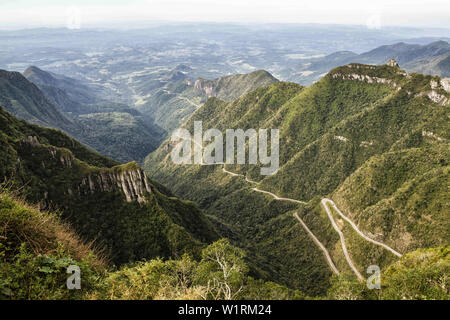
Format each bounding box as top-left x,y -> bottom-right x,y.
221,166 -> 338,274
293,212 -> 340,275
167,141 -> 401,278
252,187 -> 307,205
222,167 -> 259,184
220,167 -> 401,279
321,199 -> 402,257
222,166 -> 243,177
321,199 -> 364,280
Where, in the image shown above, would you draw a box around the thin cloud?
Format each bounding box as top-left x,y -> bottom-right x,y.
0,0 -> 449,28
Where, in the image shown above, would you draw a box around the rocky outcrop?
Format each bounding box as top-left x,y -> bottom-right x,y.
334,135 -> 349,142
415,79 -> 450,106
386,58 -> 399,67
329,72 -> 401,89
59,153 -> 73,167
422,130 -> 446,141
193,70 -> 277,101
328,62 -> 406,89
79,167 -> 152,203
194,78 -> 216,98
439,78 -> 450,92
424,90 -> 449,105
22,136 -> 40,147
18,134 -> 150,203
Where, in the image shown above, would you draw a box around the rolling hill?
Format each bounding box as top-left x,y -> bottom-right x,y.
0,106 -> 305,301
404,51 -> 450,78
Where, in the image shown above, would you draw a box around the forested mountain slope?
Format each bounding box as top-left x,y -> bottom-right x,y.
0,70 -> 75,131
136,70 -> 279,132
0,107 -> 218,265
145,61 -> 449,295
21,66 -> 165,163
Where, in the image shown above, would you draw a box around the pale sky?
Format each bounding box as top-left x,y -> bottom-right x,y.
0,0 -> 449,29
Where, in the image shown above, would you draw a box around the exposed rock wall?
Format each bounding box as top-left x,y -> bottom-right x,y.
329,72 -> 401,89
194,79 -> 216,97
20,136 -> 152,203
329,61 -> 450,106
416,79 -> 450,106
386,58 -> 399,68
79,168 -> 152,203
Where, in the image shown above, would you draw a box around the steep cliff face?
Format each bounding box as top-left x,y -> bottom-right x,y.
327,61 -> 407,89
193,70 -> 278,101
17,135 -> 152,205
146,62 -> 449,294
327,60 -> 450,106
438,78 -> 450,91
194,78 -> 216,97
329,71 -> 402,88
79,166 -> 151,203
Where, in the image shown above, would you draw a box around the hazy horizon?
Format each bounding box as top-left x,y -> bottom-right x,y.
1,0 -> 449,30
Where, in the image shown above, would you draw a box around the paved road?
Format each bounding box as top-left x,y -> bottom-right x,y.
252,187 -> 307,204
322,199 -> 402,257
222,167 -> 258,184
222,166 -> 243,177
221,167 -> 339,274
321,199 -> 364,280
293,212 -> 340,275
190,155 -> 401,279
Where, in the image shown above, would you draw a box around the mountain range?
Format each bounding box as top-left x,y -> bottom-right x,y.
145,60 -> 449,296
0,66 -> 279,163
0,104 -> 306,300
132,68 -> 279,132
22,66 -> 166,163
0,45 -> 448,300
289,40 -> 450,84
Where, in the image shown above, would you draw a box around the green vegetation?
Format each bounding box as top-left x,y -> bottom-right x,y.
1,60 -> 448,300
75,111 -> 164,163
0,70 -> 74,132
0,192 -> 300,300
0,106 -> 218,266
0,191 -> 103,299
333,145 -> 449,255
2,188 -> 445,300
94,239 -> 303,300
327,247 -> 449,300
2,67 -> 166,163
137,70 -> 279,133
145,62 -> 449,297
194,70 -> 279,102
